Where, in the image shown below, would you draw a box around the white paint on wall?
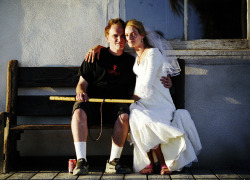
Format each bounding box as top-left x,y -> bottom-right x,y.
224,97 -> 241,105
186,66 -> 208,75
18,0 -> 109,67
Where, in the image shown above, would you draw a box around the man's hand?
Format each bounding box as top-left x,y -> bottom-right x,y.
160,74 -> 172,88
76,92 -> 89,102
84,45 -> 104,63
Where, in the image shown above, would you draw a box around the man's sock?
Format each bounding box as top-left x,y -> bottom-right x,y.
74,142 -> 87,161
109,143 -> 123,162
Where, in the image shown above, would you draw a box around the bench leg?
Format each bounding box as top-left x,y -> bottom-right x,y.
2,116 -> 20,173
2,116 -> 10,173
0,112 -> 5,173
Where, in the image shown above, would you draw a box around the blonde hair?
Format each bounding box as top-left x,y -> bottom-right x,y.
126,19 -> 152,48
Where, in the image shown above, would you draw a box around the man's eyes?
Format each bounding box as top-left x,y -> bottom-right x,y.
112,35 -> 125,39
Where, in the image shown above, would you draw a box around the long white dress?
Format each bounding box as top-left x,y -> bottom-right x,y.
129,48 -> 202,172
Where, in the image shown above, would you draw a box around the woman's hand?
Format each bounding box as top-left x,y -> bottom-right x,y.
84,45 -> 105,63
76,92 -> 89,102
160,74 -> 172,88
132,94 -> 141,102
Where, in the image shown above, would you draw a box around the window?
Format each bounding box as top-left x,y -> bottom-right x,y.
187,0 -> 246,39
125,0 -> 248,50
178,0 -> 248,50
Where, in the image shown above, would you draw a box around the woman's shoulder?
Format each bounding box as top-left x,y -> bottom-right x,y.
147,48 -> 161,56
144,48 -> 162,65
150,47 -> 160,52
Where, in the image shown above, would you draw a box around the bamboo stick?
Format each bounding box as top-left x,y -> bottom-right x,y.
49,96 -> 135,103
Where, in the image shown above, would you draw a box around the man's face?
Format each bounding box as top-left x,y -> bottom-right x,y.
106,24 -> 126,52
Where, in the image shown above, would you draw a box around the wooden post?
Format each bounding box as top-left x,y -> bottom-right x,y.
3,60 -> 19,173
184,0 -> 188,40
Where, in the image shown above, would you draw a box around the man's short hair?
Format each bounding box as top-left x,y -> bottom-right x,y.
104,18 -> 125,37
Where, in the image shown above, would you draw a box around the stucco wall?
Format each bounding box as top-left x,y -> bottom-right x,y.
181,53 -> 250,168
0,0 -> 116,111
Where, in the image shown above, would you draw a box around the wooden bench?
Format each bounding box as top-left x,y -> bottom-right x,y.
0,59 -> 185,173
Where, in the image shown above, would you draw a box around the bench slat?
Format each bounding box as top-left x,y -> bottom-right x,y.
18,67 -> 79,87
10,124 -> 113,130
11,124 -> 71,130
17,96 -> 74,116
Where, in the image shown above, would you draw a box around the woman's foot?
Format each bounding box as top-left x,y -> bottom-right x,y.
140,164 -> 153,174
160,165 -> 172,175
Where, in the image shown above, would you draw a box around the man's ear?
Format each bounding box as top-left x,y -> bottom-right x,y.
106,36 -> 109,43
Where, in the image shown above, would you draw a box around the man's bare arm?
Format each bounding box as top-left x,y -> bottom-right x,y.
84,45 -> 105,63
76,76 -> 89,102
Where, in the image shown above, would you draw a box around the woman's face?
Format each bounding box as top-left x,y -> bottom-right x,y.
125,26 -> 144,49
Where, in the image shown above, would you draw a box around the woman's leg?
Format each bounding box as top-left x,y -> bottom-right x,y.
153,145 -> 165,166
140,150 -> 154,174
153,145 -> 172,175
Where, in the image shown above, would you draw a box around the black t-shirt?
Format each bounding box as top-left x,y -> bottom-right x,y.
78,48 -> 136,99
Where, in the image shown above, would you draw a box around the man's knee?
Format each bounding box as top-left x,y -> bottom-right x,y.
72,108 -> 87,123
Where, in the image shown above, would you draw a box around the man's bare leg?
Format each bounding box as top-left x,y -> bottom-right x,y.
112,113 -> 129,146
105,113 -> 131,174
71,108 -> 88,161
71,108 -> 89,175
109,113 -> 129,161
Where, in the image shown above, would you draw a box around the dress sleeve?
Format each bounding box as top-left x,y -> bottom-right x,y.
134,49 -> 161,99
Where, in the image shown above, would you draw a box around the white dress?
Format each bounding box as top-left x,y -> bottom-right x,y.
129,48 -> 202,172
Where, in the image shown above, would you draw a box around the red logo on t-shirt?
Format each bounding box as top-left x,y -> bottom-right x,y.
108,65 -> 120,76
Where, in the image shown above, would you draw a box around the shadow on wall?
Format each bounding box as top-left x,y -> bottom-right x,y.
0,1 -> 24,111
185,64 -> 250,168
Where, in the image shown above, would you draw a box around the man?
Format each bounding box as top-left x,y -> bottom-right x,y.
71,18 -> 172,176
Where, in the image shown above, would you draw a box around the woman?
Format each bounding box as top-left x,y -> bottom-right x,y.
125,19 -> 202,175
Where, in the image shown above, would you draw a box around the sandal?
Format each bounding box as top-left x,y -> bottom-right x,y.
140,164 -> 154,174
160,165 -> 172,175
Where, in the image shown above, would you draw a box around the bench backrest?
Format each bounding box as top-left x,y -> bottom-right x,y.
6,61 -> 78,117
7,59 -> 185,118
17,66 -> 78,116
